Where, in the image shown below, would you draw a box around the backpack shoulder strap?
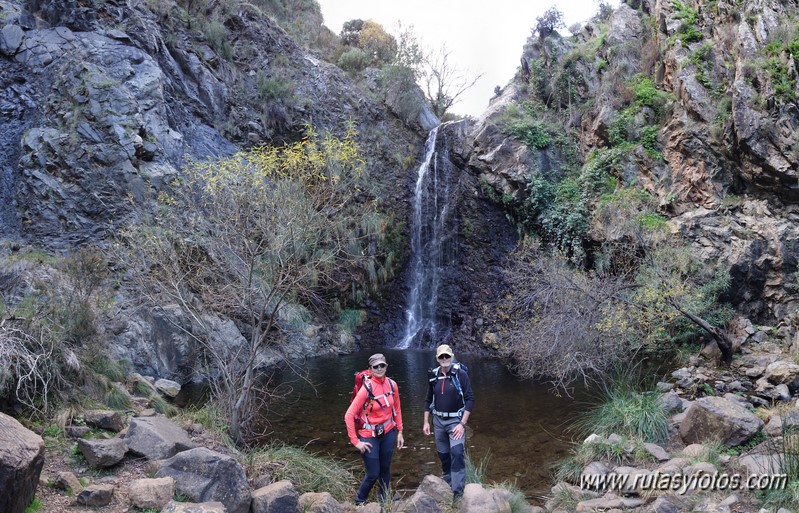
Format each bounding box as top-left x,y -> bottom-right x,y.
362,374 -> 375,399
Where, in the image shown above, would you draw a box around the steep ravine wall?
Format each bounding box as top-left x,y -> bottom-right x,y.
460,0 -> 799,329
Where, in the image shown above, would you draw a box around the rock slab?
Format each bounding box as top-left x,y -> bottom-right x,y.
0,413 -> 45,513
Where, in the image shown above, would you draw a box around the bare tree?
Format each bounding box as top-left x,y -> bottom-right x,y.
495,190 -> 735,391
419,45 -> 482,118
494,238 -> 639,391
0,321 -> 71,416
121,125 -> 390,444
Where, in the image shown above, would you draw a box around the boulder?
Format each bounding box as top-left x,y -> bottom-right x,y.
77,438 -> 128,467
650,496 -> 684,513
83,410 -> 126,432
0,24 -> 24,56
298,492 -> 340,513
156,447 -> 251,513
659,391 -> 684,413
76,484 -> 115,506
128,477 -> 175,509
124,416 -> 195,460
53,471 -> 81,493
576,492 -> 625,512
0,413 -> 45,513
155,378 -> 182,397
161,501 -> 227,513
460,483 -> 511,513
644,443 -> 671,462
417,474 -> 453,507
393,490 -> 441,513
764,361 -> 799,391
251,480 -> 298,513
679,396 -> 764,447
65,425 -> 91,438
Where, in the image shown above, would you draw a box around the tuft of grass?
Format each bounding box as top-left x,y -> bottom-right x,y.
242,443 -> 357,502
150,395 -> 178,416
88,354 -> 128,383
466,450 -> 490,485
134,379 -> 155,397
576,371 -> 669,443
105,384 -> 132,410
758,416 -> 799,509
490,482 -> 529,513
176,404 -> 229,442
554,437 -> 637,483
547,482 -> 581,511
24,496 -> 43,513
683,439 -> 723,468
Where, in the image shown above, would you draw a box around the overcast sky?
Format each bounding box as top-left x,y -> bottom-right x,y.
316,0 -> 620,117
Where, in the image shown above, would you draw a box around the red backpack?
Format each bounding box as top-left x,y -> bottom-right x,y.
350,369 -> 396,428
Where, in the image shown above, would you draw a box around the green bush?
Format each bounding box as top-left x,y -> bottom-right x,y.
641,125 -> 661,158
337,309 -> 365,332
257,73 -> 295,102
336,47 -> 370,74
500,101 -> 552,150
671,1 -> 703,44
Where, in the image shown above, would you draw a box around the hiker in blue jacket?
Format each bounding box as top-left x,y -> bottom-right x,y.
422,344 -> 474,499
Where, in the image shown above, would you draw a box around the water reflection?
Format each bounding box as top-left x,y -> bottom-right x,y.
262,348 -> 586,498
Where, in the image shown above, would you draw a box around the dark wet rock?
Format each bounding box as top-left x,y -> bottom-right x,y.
156,447 -> 251,513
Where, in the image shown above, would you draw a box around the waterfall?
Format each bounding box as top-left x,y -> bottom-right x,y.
398,125 -> 456,349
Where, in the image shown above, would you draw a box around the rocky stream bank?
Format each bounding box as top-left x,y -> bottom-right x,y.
3,315 -> 799,513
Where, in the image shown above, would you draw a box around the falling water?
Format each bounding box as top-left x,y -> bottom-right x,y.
398,124 -> 457,348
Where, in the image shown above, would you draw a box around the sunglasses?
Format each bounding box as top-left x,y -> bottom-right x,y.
371,363 -> 387,370
437,354 -> 452,360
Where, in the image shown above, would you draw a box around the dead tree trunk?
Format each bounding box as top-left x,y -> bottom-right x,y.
669,299 -> 733,364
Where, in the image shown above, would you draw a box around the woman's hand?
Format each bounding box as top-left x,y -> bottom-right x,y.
355,441 -> 372,454
423,422 -> 431,436
397,432 -> 405,450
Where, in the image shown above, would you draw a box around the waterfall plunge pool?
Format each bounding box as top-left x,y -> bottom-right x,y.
244,348 -> 588,500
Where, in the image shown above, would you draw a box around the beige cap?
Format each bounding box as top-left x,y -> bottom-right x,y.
368,353 -> 387,367
436,344 -> 454,358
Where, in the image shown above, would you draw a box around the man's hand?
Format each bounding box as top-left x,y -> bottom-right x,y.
423,422 -> 431,436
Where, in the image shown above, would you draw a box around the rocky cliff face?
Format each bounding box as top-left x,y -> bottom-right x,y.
0,0 -> 431,247
4,0 -> 798,381
0,0 -> 442,379
457,0 -> 799,332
